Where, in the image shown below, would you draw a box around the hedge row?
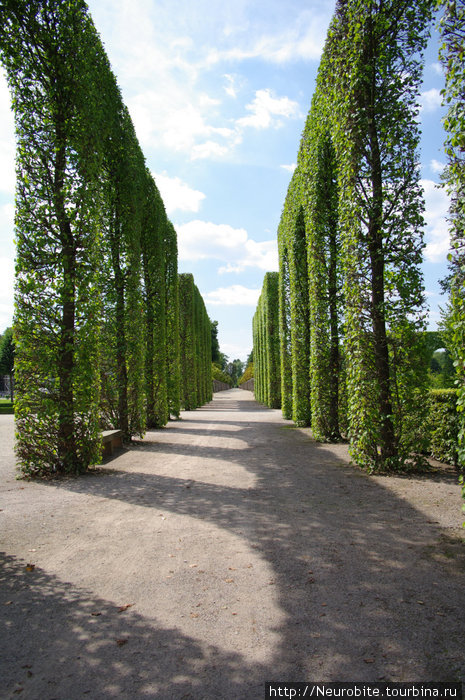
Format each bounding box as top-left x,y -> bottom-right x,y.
268,0 -> 434,471
427,390 -> 460,466
253,272 -> 280,409
0,0 -> 211,476
179,274 -> 212,411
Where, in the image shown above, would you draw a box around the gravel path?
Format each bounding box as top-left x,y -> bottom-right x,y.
1,388 -> 464,699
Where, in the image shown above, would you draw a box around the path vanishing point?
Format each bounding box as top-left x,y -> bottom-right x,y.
1,388 -> 464,698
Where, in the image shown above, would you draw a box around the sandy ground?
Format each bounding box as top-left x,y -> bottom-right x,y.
0,388 -> 464,699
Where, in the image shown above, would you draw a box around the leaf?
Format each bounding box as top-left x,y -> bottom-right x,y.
117,603 -> 133,613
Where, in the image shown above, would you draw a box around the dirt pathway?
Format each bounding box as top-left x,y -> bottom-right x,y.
1,389 -> 464,699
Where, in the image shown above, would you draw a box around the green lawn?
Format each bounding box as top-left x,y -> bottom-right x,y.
0,398 -> 14,414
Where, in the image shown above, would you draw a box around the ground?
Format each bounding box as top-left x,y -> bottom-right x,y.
0,389 -> 464,699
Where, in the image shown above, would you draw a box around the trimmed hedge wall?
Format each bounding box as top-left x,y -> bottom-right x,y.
427,389 -> 460,466
253,272 -> 281,409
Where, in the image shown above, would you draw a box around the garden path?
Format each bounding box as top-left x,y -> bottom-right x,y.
0,389 -> 464,698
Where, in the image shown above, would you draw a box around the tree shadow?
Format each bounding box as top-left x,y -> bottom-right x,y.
0,552 -> 266,699
48,407 -> 465,682
4,391 -> 465,694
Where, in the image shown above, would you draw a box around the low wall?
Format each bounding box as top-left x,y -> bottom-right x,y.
239,378 -> 254,392
212,379 -> 231,392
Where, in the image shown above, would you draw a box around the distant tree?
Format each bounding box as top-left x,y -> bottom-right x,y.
0,327 -> 14,401
226,359 -> 244,388
211,320 -> 221,364
212,364 -> 233,386
238,362 -> 254,385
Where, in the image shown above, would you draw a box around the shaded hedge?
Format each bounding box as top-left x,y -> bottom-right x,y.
179,274 -> 212,410
253,272 -> 281,409
0,0 -> 209,476
427,390 -> 460,466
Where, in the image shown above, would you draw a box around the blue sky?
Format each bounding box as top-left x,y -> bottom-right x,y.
0,0 -> 451,361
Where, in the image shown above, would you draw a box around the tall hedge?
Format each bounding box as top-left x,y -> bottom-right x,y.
276,0 -> 434,471
178,274 -> 212,411
438,0 -> 465,467
253,272 -> 281,409
1,0 -> 107,474
0,0 -> 188,475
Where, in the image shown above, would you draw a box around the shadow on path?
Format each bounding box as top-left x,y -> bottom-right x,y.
2,390 -> 464,697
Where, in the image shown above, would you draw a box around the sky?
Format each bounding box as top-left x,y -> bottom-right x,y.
0,0 -> 451,362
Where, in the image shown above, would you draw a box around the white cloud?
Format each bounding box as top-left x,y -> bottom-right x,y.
191,141 -> 230,161
153,172 -> 205,214
177,220 -> 248,261
203,285 -> 261,306
220,341 -> 251,363
431,62 -> 444,76
204,11 -> 329,66
280,163 -> 296,173
421,179 -> 451,262
0,71 -> 15,194
223,74 -> 238,98
86,1 -> 308,162
218,239 -> 278,274
237,89 -> 301,130
419,88 -> 442,113
176,219 -> 278,272
430,159 -> 445,174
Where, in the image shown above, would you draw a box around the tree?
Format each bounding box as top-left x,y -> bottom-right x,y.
0,0 -> 107,474
0,0 -> 185,475
438,0 -> 465,465
226,359 -> 245,388
211,320 -> 221,364
0,327 -> 14,401
329,0 -> 433,470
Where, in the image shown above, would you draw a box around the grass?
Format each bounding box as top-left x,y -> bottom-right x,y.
0,398 -> 14,414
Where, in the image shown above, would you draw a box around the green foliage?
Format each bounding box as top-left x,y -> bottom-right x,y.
178,274 -> 212,410
238,362 -> 254,385
437,0 -> 465,471
0,0 -> 184,475
306,129 -> 342,441
1,0 -> 105,475
278,239 -> 293,420
165,222 -> 181,419
0,327 -> 14,401
427,389 -> 460,465
225,359 -> 245,388
253,272 -> 281,409
0,327 -> 14,375
460,473 -> 465,527
212,364 -> 233,386
211,320 -> 222,364
275,0 -> 433,470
